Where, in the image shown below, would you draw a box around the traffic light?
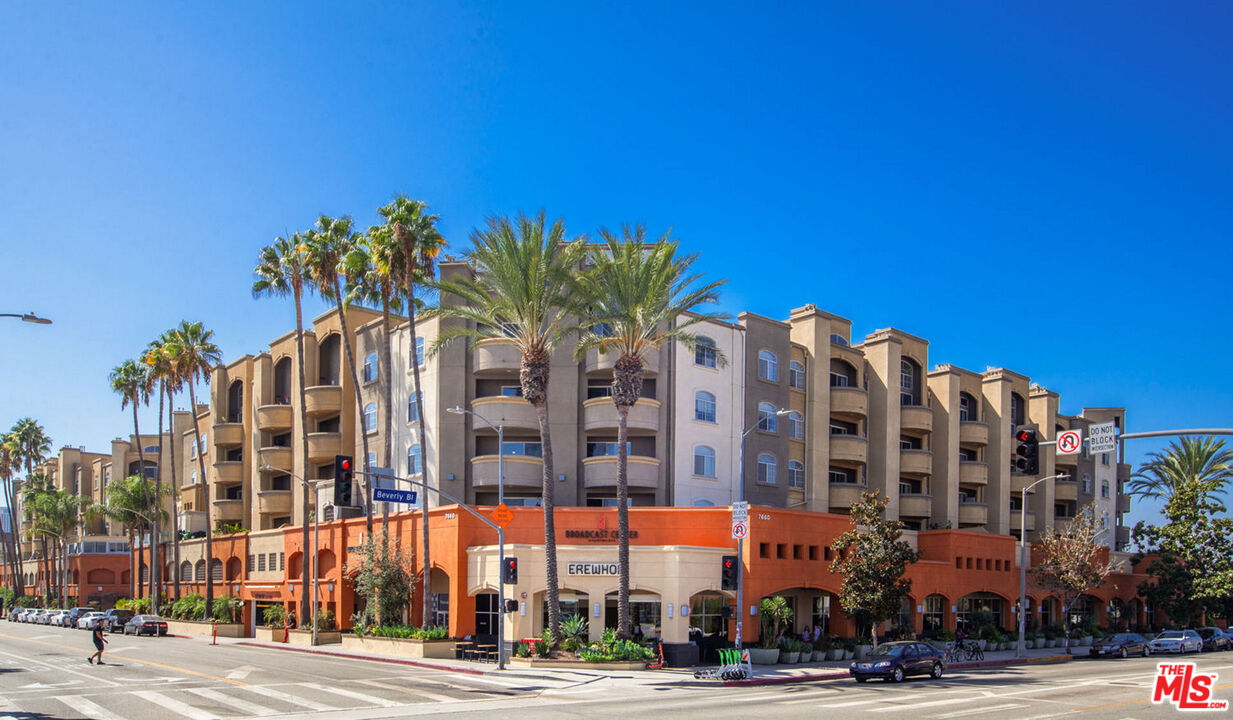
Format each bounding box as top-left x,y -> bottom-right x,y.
504,599 -> 519,613
721,555 -> 739,591
1013,426 -> 1039,475
502,557 -> 518,584
333,455 -> 354,507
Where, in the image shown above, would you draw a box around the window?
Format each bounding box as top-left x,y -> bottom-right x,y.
829,372 -> 849,387
900,359 -> 917,406
279,552 -> 285,570
1101,479 -> 1110,498
1082,474 -> 1092,493
415,337 -> 424,367
959,393 -> 976,422
757,402 -> 779,432
247,555 -> 255,572
363,402 -> 377,432
758,351 -> 779,381
829,467 -> 857,484
694,337 -> 717,368
191,471 -> 198,485
407,392 -> 419,423
694,446 -> 716,477
363,352 -> 378,383
591,323 -> 614,338
789,361 -> 806,389
407,444 -> 422,475
1010,392 -> 1025,426
788,460 -> 804,489
500,442 -> 542,457
586,441 -> 631,457
694,391 -> 717,423
258,554 -> 266,571
500,385 -> 524,397
788,411 -> 805,440
830,334 -> 848,347
757,454 -> 777,484
586,381 -> 613,399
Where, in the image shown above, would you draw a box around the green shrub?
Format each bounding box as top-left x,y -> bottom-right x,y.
535,630 -> 552,657
935,629 -> 955,642
264,604 -> 289,628
364,624 -> 449,640
560,615 -> 588,651
577,629 -> 654,663
315,609 -> 336,631
515,642 -> 531,658
172,594 -> 206,620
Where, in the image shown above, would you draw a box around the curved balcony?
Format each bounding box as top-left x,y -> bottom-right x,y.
1118,494 -> 1131,514
582,397 -> 661,434
1116,525 -> 1130,545
828,483 -> 868,511
900,405 -> 933,435
959,421 -> 988,446
958,502 -> 988,526
213,423 -> 244,447
585,347 -> 660,375
1055,479 -> 1079,502
829,387 -> 868,418
959,461 -> 988,486
213,461 -> 243,485
1011,510 -> 1036,533
304,385 -> 342,417
473,339 -> 521,374
256,489 -> 293,515
258,446 -> 292,471
212,499 -> 243,524
307,432 -> 341,464
470,396 -> 540,431
829,435 -> 867,466
1055,451 -> 1077,468
471,455 -> 544,490
900,449 -> 933,476
256,404 -> 292,431
582,456 -> 661,490
899,493 -> 932,518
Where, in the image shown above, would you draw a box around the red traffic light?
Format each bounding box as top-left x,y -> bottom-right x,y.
342,459 -> 351,470
723,559 -> 734,569
1016,430 -> 1030,441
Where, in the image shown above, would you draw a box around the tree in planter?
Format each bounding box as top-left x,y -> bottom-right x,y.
344,528 -> 415,629
1030,502 -> 1110,652
758,596 -> 793,649
829,491 -> 921,648
212,595 -> 243,623
263,604 -> 288,628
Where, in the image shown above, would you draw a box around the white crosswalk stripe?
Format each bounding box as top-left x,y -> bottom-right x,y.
359,678 -> 461,703
131,690 -> 220,720
57,695 -> 128,720
308,682 -> 402,707
185,687 -> 280,716
239,683 -> 337,711
937,703 -> 1028,718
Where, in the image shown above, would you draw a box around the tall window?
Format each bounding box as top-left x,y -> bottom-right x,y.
788,460 -> 804,489
788,411 -> 805,440
758,350 -> 779,381
1010,392 -> 1025,426
1101,480 -> 1109,498
694,391 -> 717,423
694,445 -> 716,477
415,337 -> 424,367
1082,474 -> 1091,493
959,393 -> 976,422
757,454 -> 777,484
694,336 -> 717,368
789,361 -> 806,389
363,402 -> 377,432
363,352 -> 378,382
900,359 -> 917,405
407,392 -> 419,423
757,402 -> 778,432
408,444 -> 422,475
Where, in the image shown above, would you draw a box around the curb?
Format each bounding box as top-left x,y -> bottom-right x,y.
720,654 -> 1073,687
233,641 -> 563,681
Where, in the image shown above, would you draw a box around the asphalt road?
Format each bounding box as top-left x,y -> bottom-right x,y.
1,618 -> 1231,719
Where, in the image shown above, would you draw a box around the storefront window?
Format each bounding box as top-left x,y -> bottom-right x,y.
690,593 -> 728,636
606,592 -> 661,640
811,595 -> 831,634
543,591 -> 589,631
431,593 -> 449,629
923,594 -> 945,636
474,592 -> 498,638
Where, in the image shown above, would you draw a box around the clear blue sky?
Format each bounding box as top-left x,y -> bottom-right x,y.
2,2 -> 1230,531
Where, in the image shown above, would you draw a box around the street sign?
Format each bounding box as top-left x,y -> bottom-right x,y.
1089,422 -> 1117,454
731,520 -> 748,539
1057,429 -> 1082,455
373,487 -> 417,504
732,501 -> 749,522
371,466 -> 396,490
492,503 -> 514,528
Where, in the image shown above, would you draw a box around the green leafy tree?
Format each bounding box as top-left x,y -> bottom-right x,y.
1127,436 -> 1233,507
829,491 -> 921,647
1031,503 -> 1111,651
345,526 -> 415,628
758,595 -> 793,649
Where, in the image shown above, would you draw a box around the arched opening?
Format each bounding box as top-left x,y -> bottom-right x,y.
1068,594 -> 1099,633
959,392 -> 978,422
900,357 -> 921,406
87,568 -> 115,584
226,557 -> 242,581
1010,392 -> 1026,426
318,334 -> 341,386
287,551 -> 303,580
274,357 -> 292,404
316,548 -> 337,579
128,460 -> 158,479
210,559 -> 223,582
120,569 -> 131,584
830,358 -> 857,387
180,561 -> 193,582
194,559 -> 206,582
606,589 -> 662,641
958,592 -> 1008,633
538,588 -> 590,636
227,380 -> 243,423
430,568 -> 450,628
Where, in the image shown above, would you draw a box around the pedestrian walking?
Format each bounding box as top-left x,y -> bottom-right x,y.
88,624 -> 107,665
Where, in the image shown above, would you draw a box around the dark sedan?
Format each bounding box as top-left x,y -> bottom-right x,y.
1198,627 -> 1231,652
123,615 -> 168,636
850,641 -> 946,683
1089,633 -> 1150,659
103,609 -> 134,633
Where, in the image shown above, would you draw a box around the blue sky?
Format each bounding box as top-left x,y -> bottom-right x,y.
2,2 -> 1230,530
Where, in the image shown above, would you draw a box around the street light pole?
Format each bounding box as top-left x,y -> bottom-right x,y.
735,408 -> 790,651
0,312 -> 52,325
260,467 -> 322,646
1017,473 -> 1067,659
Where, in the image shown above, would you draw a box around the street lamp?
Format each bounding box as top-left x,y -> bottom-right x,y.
1016,473 -> 1068,659
446,405 -> 507,670
735,407 -> 790,650
261,466 -> 325,646
0,312 -> 52,325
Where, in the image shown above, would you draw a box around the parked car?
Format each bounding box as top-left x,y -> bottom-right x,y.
1197,627 -> 1231,652
77,611 -> 106,630
1149,630 -> 1203,654
123,615 -> 168,636
850,641 -> 947,683
49,610 -> 72,627
64,607 -> 94,628
103,609 -> 135,633
34,609 -> 55,625
18,608 -> 39,623
1089,633 -> 1150,659
6,607 -> 22,622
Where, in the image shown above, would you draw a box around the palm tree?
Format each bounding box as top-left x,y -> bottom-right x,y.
379,195 -> 445,629
34,488 -> 91,605
572,225 -> 728,638
429,211 -> 584,640
253,234 -> 314,623
108,360 -> 153,560
1129,436 -> 1233,510
13,419 -> 52,598
347,226 -> 403,476
0,432 -> 23,596
166,321 -> 222,611
19,472 -> 54,599
144,334 -> 182,613
98,474 -> 165,600
148,330 -> 185,603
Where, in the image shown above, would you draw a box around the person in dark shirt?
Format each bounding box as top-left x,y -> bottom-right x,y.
88,625 -> 107,665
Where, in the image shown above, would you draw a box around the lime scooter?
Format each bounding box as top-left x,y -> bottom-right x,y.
693,647 -> 752,680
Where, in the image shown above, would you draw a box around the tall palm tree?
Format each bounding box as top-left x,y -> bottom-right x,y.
572,225 -> 728,638
379,195 -> 446,629
108,360 -> 153,561
1129,436 -> 1233,510
429,211 -> 584,640
19,472 -> 54,598
167,321 -> 222,611
34,488 -> 91,605
144,334 -> 180,613
13,419 -> 52,598
149,330 -> 185,602
0,432 -> 22,596
253,234 -> 314,623
98,474 -> 163,600
347,226 -> 403,475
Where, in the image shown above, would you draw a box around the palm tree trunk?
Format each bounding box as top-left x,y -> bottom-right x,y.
40,536 -> 50,600
137,531 -> 145,600
128,530 -> 136,599
130,402 -> 152,604
331,279 -> 373,531
293,289 -> 311,625
615,405 -> 631,640
381,291 -> 393,472
187,380 -> 212,613
535,402 -> 561,641
168,384 -> 181,602
152,380 -> 164,613
406,281 -> 431,630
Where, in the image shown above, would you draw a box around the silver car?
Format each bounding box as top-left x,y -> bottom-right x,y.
1149,630 -> 1203,654
77,611 -> 106,630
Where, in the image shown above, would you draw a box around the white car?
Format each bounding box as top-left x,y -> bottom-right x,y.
77,612 -> 105,630
1149,630 -> 1203,654
48,610 -> 69,626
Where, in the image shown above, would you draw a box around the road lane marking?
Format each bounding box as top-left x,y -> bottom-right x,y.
938,703 -> 1027,718
358,678 -> 459,703
0,646 -> 121,687
57,695 -> 128,720
226,664 -> 258,680
0,631 -> 237,686
870,694 -> 987,712
132,690 -> 219,720
186,687 -> 279,716
240,684 -> 336,711
782,692 -> 933,707
308,683 -> 402,707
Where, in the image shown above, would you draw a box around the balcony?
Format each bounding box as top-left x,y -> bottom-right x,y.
959,421 -> 988,446
585,347 -> 660,375
256,490 -> 293,515
1118,494 -> 1131,514
1116,525 -> 1131,545
213,423 -> 244,447
828,483 -> 868,511
1011,510 -> 1036,533
899,493 -> 932,518
473,339 -> 521,374
212,499 -> 243,523
258,446 -> 293,471
899,449 -> 933,476
958,502 -> 988,526
256,404 -> 292,431
900,405 -> 933,435
1010,475 -> 1040,494
582,456 -> 661,490
829,387 -> 868,418
829,435 -> 867,466
1055,451 -> 1077,468
471,455 -> 544,490
582,397 -> 660,433
959,461 -> 988,486
213,461 -> 243,485
307,432 -> 341,464
1055,479 -> 1079,502
470,396 -> 540,431
304,385 -> 342,417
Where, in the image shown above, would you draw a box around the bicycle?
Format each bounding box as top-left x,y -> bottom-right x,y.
963,641 -> 985,662
944,642 -> 964,664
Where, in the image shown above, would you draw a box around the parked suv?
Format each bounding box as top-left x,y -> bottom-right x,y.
1198,627 -> 1231,652
103,608 -> 135,633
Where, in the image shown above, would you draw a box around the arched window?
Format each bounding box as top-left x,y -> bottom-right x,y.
788,460 -> 805,488
758,350 -> 779,381
757,454 -> 777,484
363,351 -> 378,383
1010,392 -> 1025,426
274,356 -> 292,404
210,558 -> 223,582
415,337 -> 424,367
757,402 -> 779,433
959,392 -> 977,421
408,444 -> 422,475
407,391 -> 419,423
227,379 -> 243,423
830,333 -> 849,347
363,402 -> 377,432
694,391 -> 717,423
180,561 -> 193,582
694,336 -> 717,368
1101,479 -> 1110,498
194,560 -> 206,582
900,358 -> 920,405
789,361 -> 806,389
788,411 -> 805,440
693,445 -> 716,477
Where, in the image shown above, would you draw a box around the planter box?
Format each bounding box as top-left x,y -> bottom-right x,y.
340,635 -> 457,659
747,648 -> 779,665
287,629 -> 342,646
255,627 -> 287,643
855,644 -> 872,659
780,651 -> 800,663
843,649 -> 854,660
811,651 -> 825,662
826,648 -> 844,661
508,657 -> 647,670
164,619 -> 246,638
